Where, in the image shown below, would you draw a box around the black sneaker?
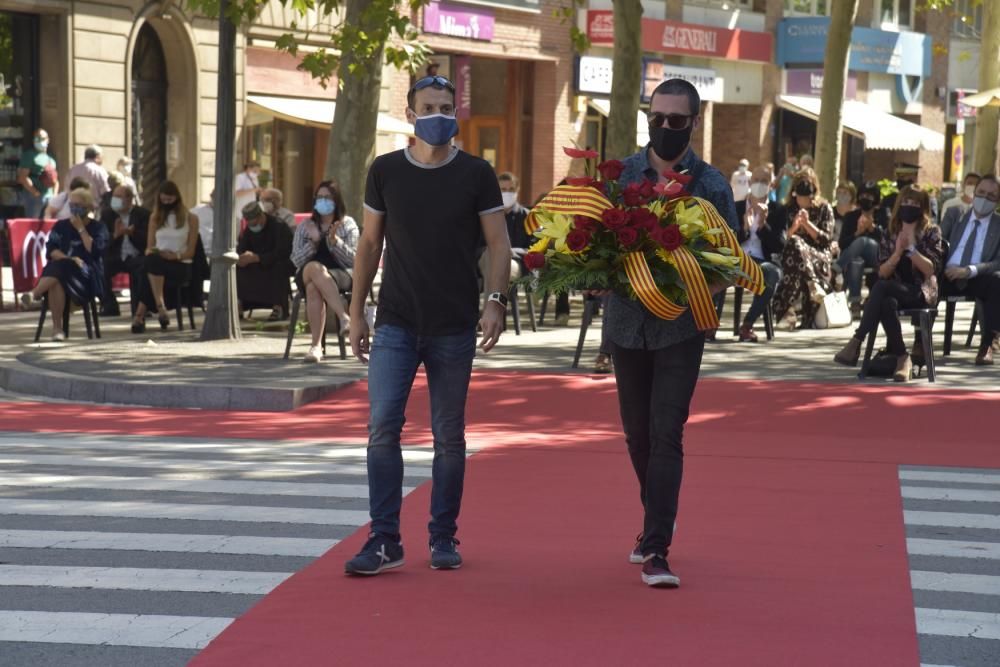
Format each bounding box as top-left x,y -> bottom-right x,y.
629,532 -> 643,564
641,554 -> 680,588
344,532 -> 404,576
429,535 -> 462,570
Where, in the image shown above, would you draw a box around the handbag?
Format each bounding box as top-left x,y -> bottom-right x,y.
814,290 -> 852,329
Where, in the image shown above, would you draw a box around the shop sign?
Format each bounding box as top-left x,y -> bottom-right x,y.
454,55 -> 472,120
423,2 -> 495,41
952,89 -> 978,119
786,69 -> 857,99
641,61 -> 721,103
777,17 -> 930,77
576,56 -> 614,95
586,10 -> 772,64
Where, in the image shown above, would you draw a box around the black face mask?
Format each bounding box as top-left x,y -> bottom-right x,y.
160,200 -> 177,211
649,126 -> 693,162
794,181 -> 815,197
858,198 -> 875,212
898,205 -> 921,224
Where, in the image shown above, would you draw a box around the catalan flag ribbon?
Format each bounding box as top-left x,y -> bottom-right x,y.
685,196 -> 765,297
526,185 -> 612,234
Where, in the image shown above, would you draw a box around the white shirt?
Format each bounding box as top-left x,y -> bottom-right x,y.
730,169 -> 751,202
47,191 -> 73,219
940,195 -> 970,219
947,210 -> 992,277
741,202 -> 765,261
234,171 -> 259,221
191,204 -> 214,254
66,160 -> 110,198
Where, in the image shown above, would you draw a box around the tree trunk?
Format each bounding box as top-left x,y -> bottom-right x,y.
974,1 -> 999,175
325,0 -> 386,225
200,0 -> 241,341
605,0 -> 643,160
814,0 -> 859,200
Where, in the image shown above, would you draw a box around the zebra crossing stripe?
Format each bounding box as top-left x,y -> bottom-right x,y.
902,511 -> 1000,530
0,498 -> 371,525
0,565 -> 291,594
0,530 -> 336,557
914,608 -> 1000,640
0,472 -> 413,498
901,486 -> 1000,503
0,611 -> 232,649
900,470 -> 1000,485
906,538 -> 1000,560
910,571 -> 1000,596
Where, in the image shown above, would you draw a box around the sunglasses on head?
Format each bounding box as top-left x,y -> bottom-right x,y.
647,112 -> 696,130
410,76 -> 456,95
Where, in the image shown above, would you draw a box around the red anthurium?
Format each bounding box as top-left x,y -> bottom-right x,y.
653,181 -> 687,198
563,146 -> 600,159
662,170 -> 693,185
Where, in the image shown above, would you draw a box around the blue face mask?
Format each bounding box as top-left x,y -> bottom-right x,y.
248,223 -> 264,233
34,140 -> 48,152
314,198 -> 336,216
413,113 -> 459,147
69,204 -> 89,219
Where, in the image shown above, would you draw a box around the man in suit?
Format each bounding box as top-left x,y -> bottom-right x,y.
940,174 -> 1000,365
734,165 -> 786,342
100,183 -> 150,317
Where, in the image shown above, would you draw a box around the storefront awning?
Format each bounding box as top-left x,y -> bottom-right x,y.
959,87 -> 1000,108
588,99 -> 650,149
247,94 -> 413,135
776,94 -> 944,151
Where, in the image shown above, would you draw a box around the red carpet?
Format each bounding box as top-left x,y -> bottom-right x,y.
3,374 -> 999,665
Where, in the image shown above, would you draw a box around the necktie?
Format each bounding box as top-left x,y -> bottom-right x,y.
960,220 -> 981,268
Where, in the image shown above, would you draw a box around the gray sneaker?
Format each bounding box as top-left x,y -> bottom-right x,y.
429,536 -> 462,570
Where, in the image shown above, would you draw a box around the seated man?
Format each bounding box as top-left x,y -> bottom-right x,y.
100,183 -> 150,317
940,172 -> 980,224
940,174 -> 1000,366
236,201 -> 295,320
260,188 -> 297,229
735,166 -> 787,341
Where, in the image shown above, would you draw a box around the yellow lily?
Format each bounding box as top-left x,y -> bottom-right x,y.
535,213 -> 575,253
529,237 -> 552,254
700,250 -> 740,267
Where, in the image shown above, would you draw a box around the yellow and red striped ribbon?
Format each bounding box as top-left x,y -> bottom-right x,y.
526,185 -> 612,233
623,252 -> 686,320
680,196 -> 766,296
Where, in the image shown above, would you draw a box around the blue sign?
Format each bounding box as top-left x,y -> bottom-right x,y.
777,17 -> 931,78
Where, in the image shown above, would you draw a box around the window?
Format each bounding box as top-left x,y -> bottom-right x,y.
784,0 -> 829,17
686,0 -> 753,8
952,0 -> 983,38
878,0 -> 914,30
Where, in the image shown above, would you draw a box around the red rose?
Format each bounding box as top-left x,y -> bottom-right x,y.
638,180 -> 654,200
524,252 -> 546,271
622,182 -> 645,207
574,214 -> 598,232
628,208 -> 659,231
601,208 -> 629,230
652,224 -> 684,251
597,159 -> 625,181
566,229 -> 591,252
563,146 -> 600,159
617,227 -> 639,248
566,176 -> 599,188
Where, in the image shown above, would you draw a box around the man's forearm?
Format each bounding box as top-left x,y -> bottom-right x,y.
486,242 -> 511,295
350,241 -> 380,315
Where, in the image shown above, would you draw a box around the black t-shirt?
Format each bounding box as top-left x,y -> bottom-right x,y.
364,148 -> 504,335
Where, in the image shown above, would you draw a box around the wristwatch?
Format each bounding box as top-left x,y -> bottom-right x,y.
905,244 -> 917,256
487,292 -> 509,310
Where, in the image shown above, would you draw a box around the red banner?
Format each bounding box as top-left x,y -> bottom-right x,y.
586,10 -> 772,64
7,218 -> 56,294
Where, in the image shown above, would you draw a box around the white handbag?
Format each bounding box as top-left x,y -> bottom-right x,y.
814,291 -> 852,329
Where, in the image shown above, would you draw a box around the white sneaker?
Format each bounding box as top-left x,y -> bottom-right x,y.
51,332 -> 65,342
304,344 -> 323,363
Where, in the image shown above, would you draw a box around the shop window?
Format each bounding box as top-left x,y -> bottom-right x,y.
783,0 -> 829,16
0,11 -> 39,199
951,0 -> 983,39
685,0 -> 752,9
878,0 -> 913,31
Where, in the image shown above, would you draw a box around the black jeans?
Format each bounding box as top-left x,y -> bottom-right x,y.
853,279 -> 925,355
612,334 -> 705,557
102,254 -> 146,316
944,271 -> 1000,351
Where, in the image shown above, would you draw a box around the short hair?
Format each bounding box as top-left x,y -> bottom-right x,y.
407,80 -> 456,110
107,171 -> 123,191
69,187 -> 96,209
84,144 -> 102,160
964,171 -> 982,184
114,182 -> 137,200
649,78 -> 700,116
262,187 -> 283,203
836,180 -> 857,202
978,173 -> 999,190
69,177 -> 90,191
245,160 -> 260,170
498,172 -> 519,188
858,180 -> 881,205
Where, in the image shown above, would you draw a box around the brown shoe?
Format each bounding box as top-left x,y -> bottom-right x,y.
738,324 -> 758,343
834,337 -> 862,367
894,353 -> 913,382
976,346 -> 994,366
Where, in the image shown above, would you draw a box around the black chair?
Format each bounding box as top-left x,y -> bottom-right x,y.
717,286 -> 774,341
505,283 -> 537,335
942,295 -> 984,356
571,295 -> 603,368
283,289 -> 347,360
858,306 -> 937,382
34,294 -> 101,342
163,277 -> 197,331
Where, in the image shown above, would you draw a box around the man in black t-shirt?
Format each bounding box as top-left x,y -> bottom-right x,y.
345,76 -> 511,576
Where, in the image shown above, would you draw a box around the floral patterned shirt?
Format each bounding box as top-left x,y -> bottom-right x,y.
877,224 -> 946,307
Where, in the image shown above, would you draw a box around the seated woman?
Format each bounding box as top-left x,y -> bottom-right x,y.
771,167 -> 836,330
27,187 -> 109,340
133,180 -> 199,333
834,186 -> 945,382
290,180 -> 359,363
836,181 -> 888,317
236,200 -> 295,320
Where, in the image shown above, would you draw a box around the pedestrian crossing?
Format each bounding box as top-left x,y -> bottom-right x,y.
0,431 -> 435,666
900,466 -> 1000,667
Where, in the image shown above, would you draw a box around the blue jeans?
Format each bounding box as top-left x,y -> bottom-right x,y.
837,237 -> 879,303
366,324 -> 476,541
745,260 -> 782,327
19,189 -> 46,219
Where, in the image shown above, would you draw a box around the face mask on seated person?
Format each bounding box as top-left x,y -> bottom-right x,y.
110,196 -> 125,213
314,198 -> 336,216
260,201 -> 275,214
248,222 -> 264,233
858,197 -> 875,212
898,205 -> 922,224
794,181 -> 815,197
69,204 -> 89,219
972,196 -> 996,218
749,183 -> 770,200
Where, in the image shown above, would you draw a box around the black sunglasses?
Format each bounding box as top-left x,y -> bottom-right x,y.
410,75 -> 456,94
647,112 -> 696,130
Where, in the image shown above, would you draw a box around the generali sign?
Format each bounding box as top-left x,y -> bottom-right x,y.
586,10 -> 772,64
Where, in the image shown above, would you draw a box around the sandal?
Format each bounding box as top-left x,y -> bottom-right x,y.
131,318 -> 146,334
157,310 -> 170,330
593,354 -> 612,374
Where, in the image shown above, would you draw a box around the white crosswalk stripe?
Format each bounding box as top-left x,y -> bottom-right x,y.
0,431 -> 435,664
900,466 -> 1000,667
